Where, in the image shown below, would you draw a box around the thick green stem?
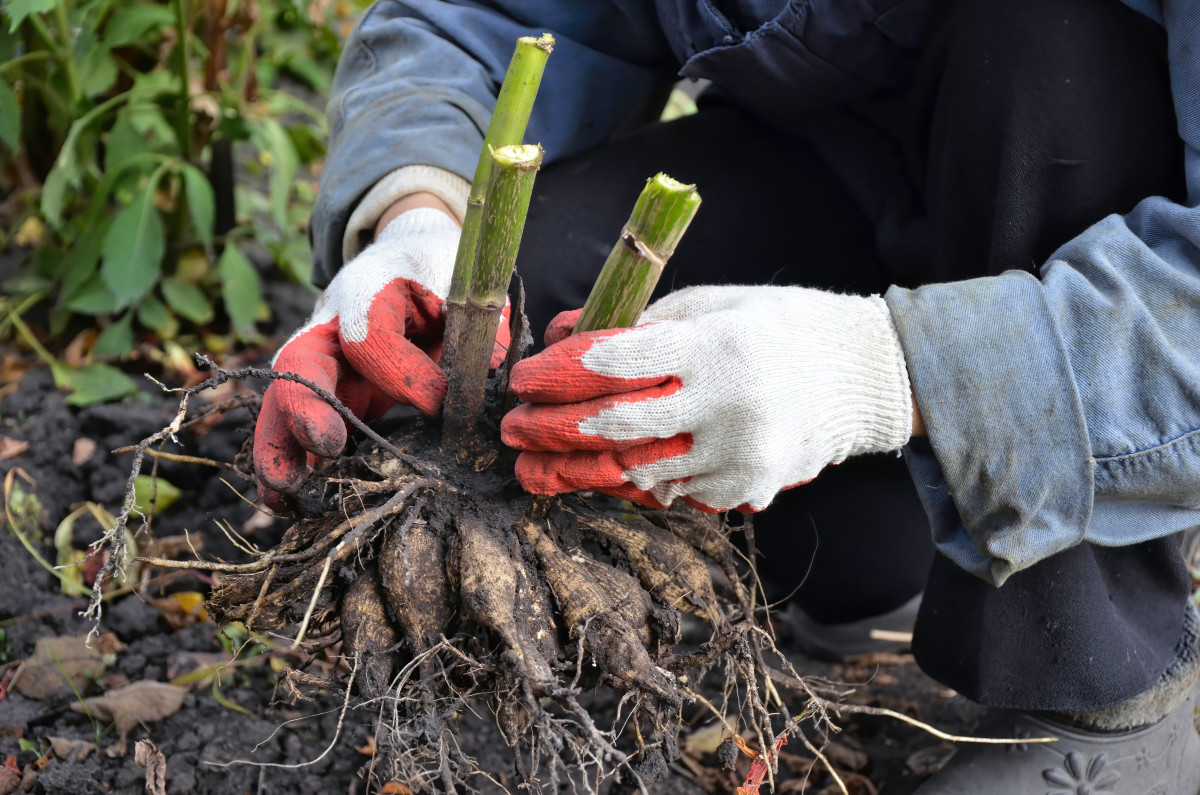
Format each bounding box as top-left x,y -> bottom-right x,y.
576,174 -> 701,333
51,4 -> 81,106
441,144 -> 543,451
446,34 -> 553,305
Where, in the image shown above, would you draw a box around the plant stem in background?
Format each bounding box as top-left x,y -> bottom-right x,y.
446,34 -> 554,307
575,174 -> 702,333
441,144 -> 543,450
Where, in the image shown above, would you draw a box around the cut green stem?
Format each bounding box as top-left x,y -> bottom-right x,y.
447,33 -> 554,306
575,174 -> 701,333
441,144 -> 544,450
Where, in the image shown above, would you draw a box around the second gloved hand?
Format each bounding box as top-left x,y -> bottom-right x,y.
254,208 -> 508,499
501,285 -> 914,512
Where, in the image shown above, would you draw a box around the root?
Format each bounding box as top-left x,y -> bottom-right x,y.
95,356 -> 957,793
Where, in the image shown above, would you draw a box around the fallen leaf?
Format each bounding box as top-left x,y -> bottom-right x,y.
165,651 -> 228,686
142,534 -> 204,561
356,737 -> 377,756
683,722 -> 728,756
62,329 -> 98,368
0,765 -> 18,795
242,510 -> 275,534
134,739 -> 167,795
13,216 -> 45,248
10,636 -> 106,701
47,737 -> 97,762
906,744 -> 956,777
72,681 -> 188,757
824,741 -> 868,772
0,728 -> 19,739
93,633 -> 126,658
71,438 -> 98,467
149,591 -> 209,629
816,771 -> 876,795
378,784 -> 411,795
0,438 -> 28,461
780,751 -> 816,776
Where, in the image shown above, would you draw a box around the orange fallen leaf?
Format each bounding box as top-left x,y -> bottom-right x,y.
378,783 -> 411,795
355,737 -> 377,756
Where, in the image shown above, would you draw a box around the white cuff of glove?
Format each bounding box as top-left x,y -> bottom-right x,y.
342,165 -> 471,263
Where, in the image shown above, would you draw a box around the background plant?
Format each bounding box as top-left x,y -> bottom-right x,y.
0,0 -> 366,404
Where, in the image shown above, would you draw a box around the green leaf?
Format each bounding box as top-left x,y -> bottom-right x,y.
102,4 -> 175,49
63,274 -> 119,315
92,312 -> 135,358
100,178 -> 166,309
76,40 -> 118,97
0,77 -> 18,152
180,164 -> 215,251
104,111 -> 146,172
132,474 -> 181,515
217,245 -> 262,333
136,295 -> 177,338
41,84 -> 175,227
161,277 -> 213,325
251,118 -> 299,229
61,363 -> 138,407
58,217 -> 112,303
6,0 -> 57,33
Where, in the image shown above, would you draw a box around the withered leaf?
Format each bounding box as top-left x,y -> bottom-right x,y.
47,737 -> 97,762
134,739 -> 167,795
72,681 -> 188,757
11,636 -> 105,701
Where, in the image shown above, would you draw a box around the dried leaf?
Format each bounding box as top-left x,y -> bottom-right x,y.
378,784 -> 411,795
11,636 -> 106,701
149,591 -> 209,629
816,771 -> 877,795
683,722 -> 727,757
72,438 -> 98,467
47,737 -> 97,762
906,744 -> 956,777
241,511 -> 275,534
0,438 -> 28,461
72,681 -> 187,757
0,764 -> 18,795
135,739 -> 167,795
825,741 -> 868,772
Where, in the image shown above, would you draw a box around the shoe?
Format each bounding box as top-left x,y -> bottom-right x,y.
782,592 -> 921,661
916,601 -> 1200,794
911,698 -> 1200,794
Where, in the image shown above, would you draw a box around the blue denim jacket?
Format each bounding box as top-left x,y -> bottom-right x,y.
311,0 -> 1200,585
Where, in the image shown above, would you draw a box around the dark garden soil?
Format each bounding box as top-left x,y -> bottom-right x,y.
0,325 -> 986,795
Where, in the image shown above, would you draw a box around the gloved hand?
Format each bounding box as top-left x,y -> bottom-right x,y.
254,207 -> 509,501
501,285 -> 914,513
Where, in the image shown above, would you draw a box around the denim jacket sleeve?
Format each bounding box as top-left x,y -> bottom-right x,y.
310,0 -> 677,286
885,1 -> 1200,586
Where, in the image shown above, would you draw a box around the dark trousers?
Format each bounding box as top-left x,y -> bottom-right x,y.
512,0 -> 1193,712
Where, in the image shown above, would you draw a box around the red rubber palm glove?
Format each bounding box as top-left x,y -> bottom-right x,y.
500,286 -> 913,513
254,208 -> 509,503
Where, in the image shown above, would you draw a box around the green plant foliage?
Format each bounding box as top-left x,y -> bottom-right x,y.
0,0 -> 367,403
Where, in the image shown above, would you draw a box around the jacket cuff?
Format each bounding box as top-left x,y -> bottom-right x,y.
342,165 -> 471,263
885,271 -> 1094,586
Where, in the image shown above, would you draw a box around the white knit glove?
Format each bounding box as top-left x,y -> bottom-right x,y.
254,208 -> 508,502
501,285 -> 913,512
